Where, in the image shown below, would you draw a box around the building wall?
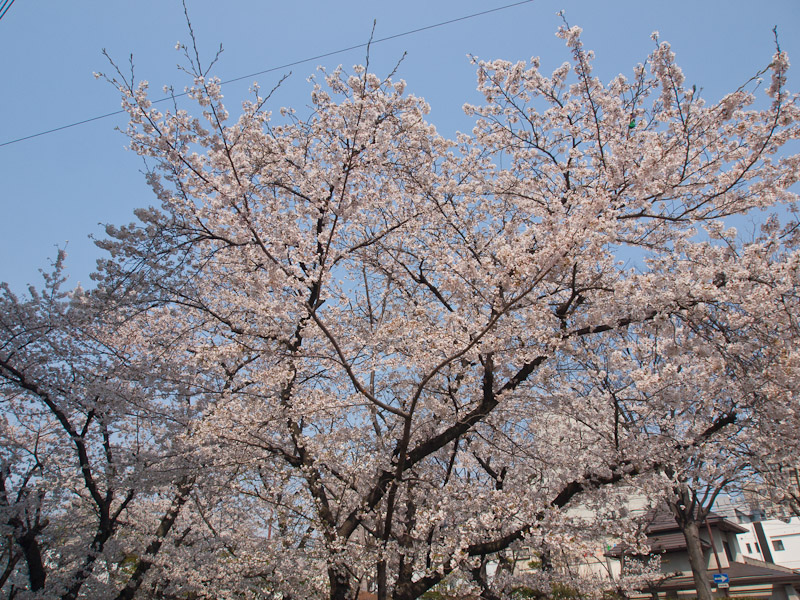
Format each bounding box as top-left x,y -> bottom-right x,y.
737,517 -> 800,570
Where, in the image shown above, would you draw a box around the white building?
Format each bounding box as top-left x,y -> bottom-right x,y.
605,503 -> 800,600
715,497 -> 800,571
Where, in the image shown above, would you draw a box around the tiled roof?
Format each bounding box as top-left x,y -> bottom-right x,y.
655,560 -> 800,591
645,507 -> 747,535
606,504 -> 749,557
606,532 -> 710,557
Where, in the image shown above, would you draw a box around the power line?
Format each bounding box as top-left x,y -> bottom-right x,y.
0,0 -> 535,148
0,0 -> 16,21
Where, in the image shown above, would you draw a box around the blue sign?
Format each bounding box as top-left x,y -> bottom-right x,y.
713,574 -> 730,585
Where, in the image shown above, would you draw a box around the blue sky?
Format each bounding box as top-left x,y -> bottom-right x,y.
1,1 -> 798,292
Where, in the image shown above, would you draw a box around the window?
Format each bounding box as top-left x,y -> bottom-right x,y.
755,543 -> 760,553
772,539 -> 785,552
746,543 -> 752,553
723,541 -> 733,561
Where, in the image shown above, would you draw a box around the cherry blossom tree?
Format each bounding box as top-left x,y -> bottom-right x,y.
95,23 -> 800,600
737,220 -> 800,522
4,22 -> 798,600
570,235 -> 800,600
0,256 -> 227,599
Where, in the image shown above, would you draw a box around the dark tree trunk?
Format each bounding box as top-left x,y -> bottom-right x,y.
328,565 -> 355,600
376,559 -> 387,600
681,520 -> 714,600
60,525 -> 114,600
16,530 -> 46,591
113,478 -> 193,600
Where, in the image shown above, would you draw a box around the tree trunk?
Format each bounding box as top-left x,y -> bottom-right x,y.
376,558 -> 387,600
60,526 -> 114,600
16,530 -> 46,591
113,478 -> 194,600
328,565 -> 354,600
681,520 -> 714,600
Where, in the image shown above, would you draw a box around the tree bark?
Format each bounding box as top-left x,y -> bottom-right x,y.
16,530 -> 46,591
113,477 -> 194,600
681,520 -> 714,600
328,565 -> 354,600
